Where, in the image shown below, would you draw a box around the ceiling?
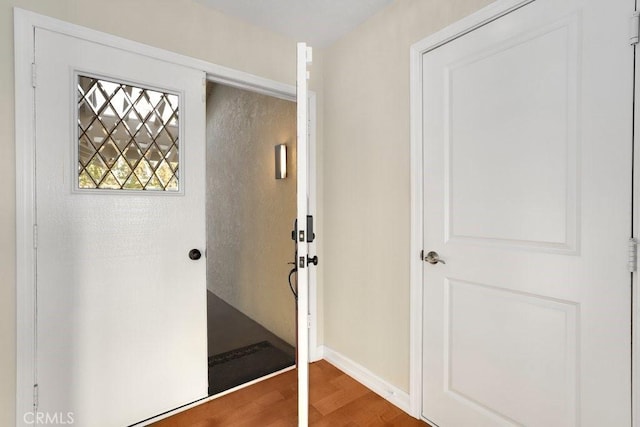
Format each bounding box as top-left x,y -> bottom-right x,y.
194,0 -> 394,47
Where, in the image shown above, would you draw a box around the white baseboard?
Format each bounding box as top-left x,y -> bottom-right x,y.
319,346 -> 413,417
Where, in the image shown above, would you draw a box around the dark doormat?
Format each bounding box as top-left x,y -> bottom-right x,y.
208,340 -> 295,395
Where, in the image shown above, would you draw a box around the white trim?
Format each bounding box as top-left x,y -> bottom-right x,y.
15,9 -> 297,102
408,36 -> 424,420
14,8 -> 318,425
307,92 -> 322,363
410,0 -> 534,55
633,17 -> 640,426
14,8 -> 37,425
136,365 -> 296,426
408,0 -> 537,420
314,345 -> 325,360
321,346 -> 412,416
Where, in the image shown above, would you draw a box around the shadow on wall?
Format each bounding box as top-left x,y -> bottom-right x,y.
205,82 -> 297,346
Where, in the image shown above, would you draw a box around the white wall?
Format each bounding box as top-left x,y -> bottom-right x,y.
1,1 -> 322,424
321,0 -> 494,392
206,82 -> 297,346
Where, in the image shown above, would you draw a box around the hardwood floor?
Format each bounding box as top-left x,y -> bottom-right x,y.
151,360 -> 430,426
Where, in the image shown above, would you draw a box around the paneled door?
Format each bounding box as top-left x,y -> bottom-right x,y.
421,0 -> 633,425
35,28 -> 207,425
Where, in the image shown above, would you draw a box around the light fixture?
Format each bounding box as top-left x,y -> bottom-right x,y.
275,144 -> 287,179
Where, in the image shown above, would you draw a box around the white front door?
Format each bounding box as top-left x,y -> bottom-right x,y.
35,28 -> 207,426
296,42 -> 312,427
421,0 -> 633,425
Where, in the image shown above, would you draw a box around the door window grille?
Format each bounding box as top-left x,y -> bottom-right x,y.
77,75 -> 180,191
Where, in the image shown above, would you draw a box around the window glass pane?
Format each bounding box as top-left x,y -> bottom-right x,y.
77,75 -> 179,191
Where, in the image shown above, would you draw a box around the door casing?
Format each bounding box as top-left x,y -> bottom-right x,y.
14,8 -> 319,425
409,0 -> 637,423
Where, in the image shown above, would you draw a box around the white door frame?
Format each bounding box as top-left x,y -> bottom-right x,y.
408,0 -> 636,422
633,11 -> 640,424
14,8 -> 319,425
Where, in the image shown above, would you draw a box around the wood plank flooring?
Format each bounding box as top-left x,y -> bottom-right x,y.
151,360 -> 431,426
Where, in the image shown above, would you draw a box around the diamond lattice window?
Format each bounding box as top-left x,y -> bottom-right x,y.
77,75 -> 180,191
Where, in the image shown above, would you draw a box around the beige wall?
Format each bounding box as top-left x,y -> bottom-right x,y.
1,0 -> 502,422
321,0 -> 493,392
1,0 -> 321,424
206,83 -> 297,346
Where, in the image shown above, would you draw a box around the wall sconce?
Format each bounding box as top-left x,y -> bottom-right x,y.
275,144 -> 287,179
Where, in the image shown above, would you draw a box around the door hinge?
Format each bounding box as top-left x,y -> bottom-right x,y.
33,224 -> 38,250
307,315 -> 312,329
33,383 -> 39,411
31,63 -> 37,88
306,47 -> 313,80
628,238 -> 638,272
631,11 -> 640,45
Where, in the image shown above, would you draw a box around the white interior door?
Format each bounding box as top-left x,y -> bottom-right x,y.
35,28 -> 207,426
296,42 -> 312,427
421,0 -> 633,426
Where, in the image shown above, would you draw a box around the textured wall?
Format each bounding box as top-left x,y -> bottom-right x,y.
1,1 -> 319,424
322,0 -> 494,392
206,83 -> 297,345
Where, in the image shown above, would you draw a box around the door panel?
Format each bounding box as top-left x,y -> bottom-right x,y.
446,280 -> 577,425
421,0 -> 633,425
446,17 -> 577,249
35,28 -> 207,426
296,42 -> 311,427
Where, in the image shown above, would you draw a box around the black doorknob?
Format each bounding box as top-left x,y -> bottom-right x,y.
189,249 -> 202,260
